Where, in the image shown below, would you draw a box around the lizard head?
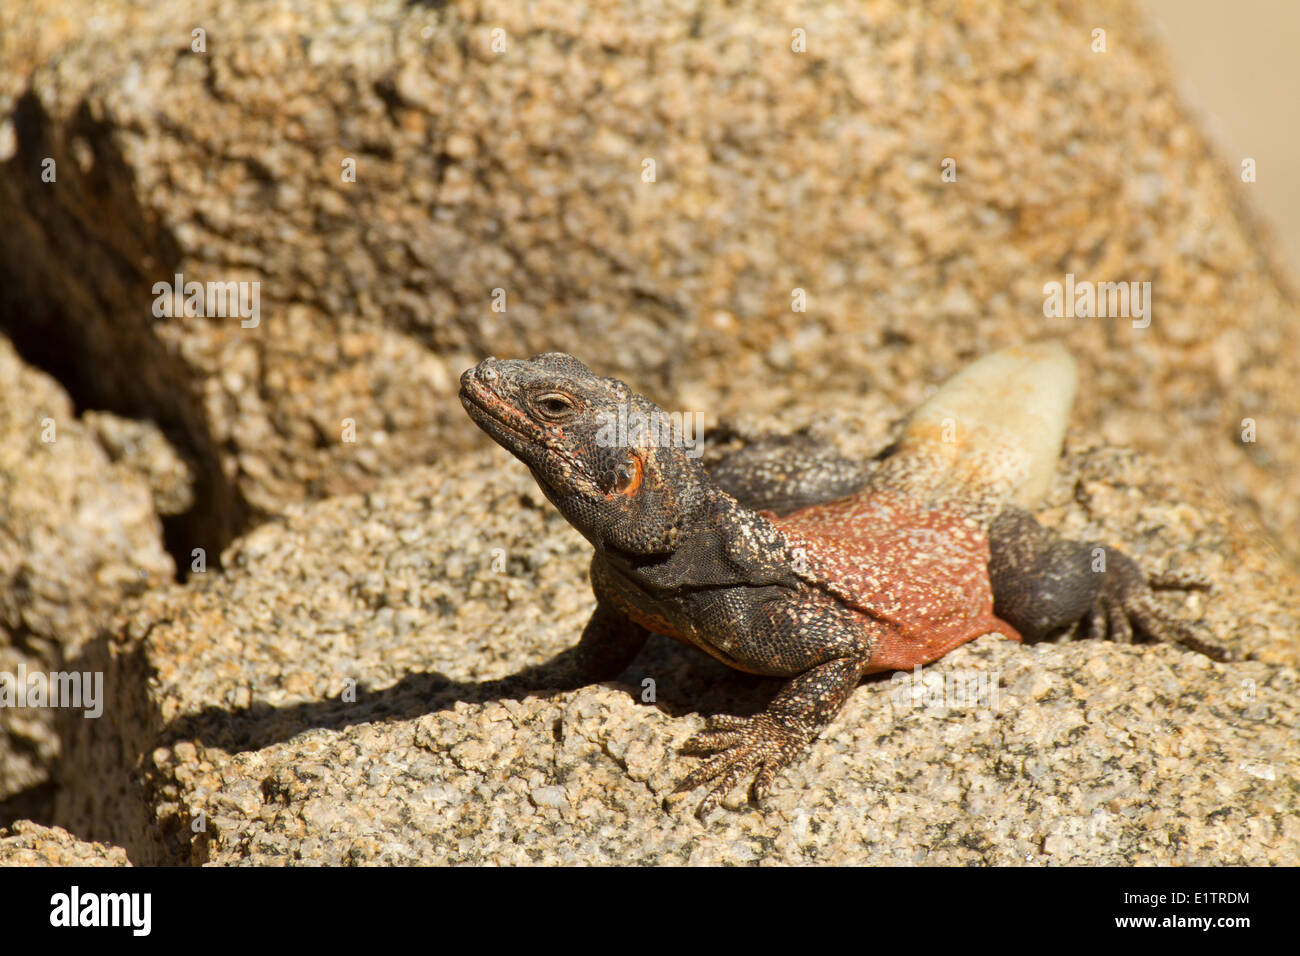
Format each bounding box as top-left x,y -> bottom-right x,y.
460,353 -> 709,554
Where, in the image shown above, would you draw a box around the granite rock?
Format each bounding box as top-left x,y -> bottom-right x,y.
0,334 -> 174,809
1,0 -> 1297,866
82,411 -> 195,518
0,819 -> 131,866
54,424 -> 1300,864
0,0 -> 1296,571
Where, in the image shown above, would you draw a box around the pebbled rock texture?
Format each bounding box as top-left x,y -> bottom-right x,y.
0,819 -> 131,866
1,0 -> 1297,865
0,333 -> 174,809
0,0 -> 1296,569
53,423 -> 1300,865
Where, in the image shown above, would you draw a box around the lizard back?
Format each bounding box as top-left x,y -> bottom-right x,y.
775,490 -> 1020,672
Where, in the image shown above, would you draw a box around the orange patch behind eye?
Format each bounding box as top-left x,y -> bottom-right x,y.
614,453 -> 644,496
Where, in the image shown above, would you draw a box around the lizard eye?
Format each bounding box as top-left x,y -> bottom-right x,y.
614,453 -> 643,495
533,392 -> 575,419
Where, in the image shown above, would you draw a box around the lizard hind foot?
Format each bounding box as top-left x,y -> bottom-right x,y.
674,712 -> 813,819
1122,592 -> 1234,662
1093,554 -> 1235,662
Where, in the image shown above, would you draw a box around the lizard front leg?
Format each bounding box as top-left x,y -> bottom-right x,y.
571,599 -> 653,681
675,657 -> 867,818
707,433 -> 873,516
669,592 -> 874,818
988,506 -> 1231,661
499,598 -> 650,692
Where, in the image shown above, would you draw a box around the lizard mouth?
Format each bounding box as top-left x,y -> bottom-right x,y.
459,365 -> 542,454
459,361 -> 600,499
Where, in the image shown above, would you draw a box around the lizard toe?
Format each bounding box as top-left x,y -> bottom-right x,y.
695,753 -> 765,819
675,712 -> 812,817
1126,594 -> 1233,662
703,714 -> 750,731
1084,555 -> 1234,661
673,750 -> 739,796
1081,603 -> 1108,642
751,759 -> 785,805
680,728 -> 745,755
1106,600 -> 1134,644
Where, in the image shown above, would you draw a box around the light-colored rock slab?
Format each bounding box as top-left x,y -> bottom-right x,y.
0,820 -> 130,866
55,436 -> 1300,864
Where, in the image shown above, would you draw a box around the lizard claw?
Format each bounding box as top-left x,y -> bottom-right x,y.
1083,552 -> 1233,661
674,712 -> 812,819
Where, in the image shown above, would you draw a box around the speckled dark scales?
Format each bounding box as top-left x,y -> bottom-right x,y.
460,351 -> 1230,818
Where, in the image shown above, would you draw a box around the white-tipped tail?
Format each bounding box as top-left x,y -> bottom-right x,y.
874,342 -> 1078,519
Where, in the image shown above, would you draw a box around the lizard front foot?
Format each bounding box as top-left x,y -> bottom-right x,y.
1082,550 -> 1233,661
673,712 -> 813,818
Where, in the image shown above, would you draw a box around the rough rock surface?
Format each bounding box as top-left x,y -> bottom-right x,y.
1,0 -> 1297,570
82,411 -> 196,518
55,422 -> 1300,865
2,0 -> 1298,866
0,819 -> 131,866
0,334 -> 174,808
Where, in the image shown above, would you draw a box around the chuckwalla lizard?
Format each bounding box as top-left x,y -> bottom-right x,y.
459,343 -> 1230,817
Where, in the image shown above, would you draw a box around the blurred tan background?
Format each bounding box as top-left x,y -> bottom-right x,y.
1143,0 -> 1300,276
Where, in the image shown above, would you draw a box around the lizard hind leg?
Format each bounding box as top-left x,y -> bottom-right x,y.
706,432 -> 873,517
988,507 -> 1234,661
674,656 -> 867,819
987,507 -> 1100,642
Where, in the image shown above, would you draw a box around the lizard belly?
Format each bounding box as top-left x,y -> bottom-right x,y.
774,489 -> 1021,674
863,612 -> 1019,674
